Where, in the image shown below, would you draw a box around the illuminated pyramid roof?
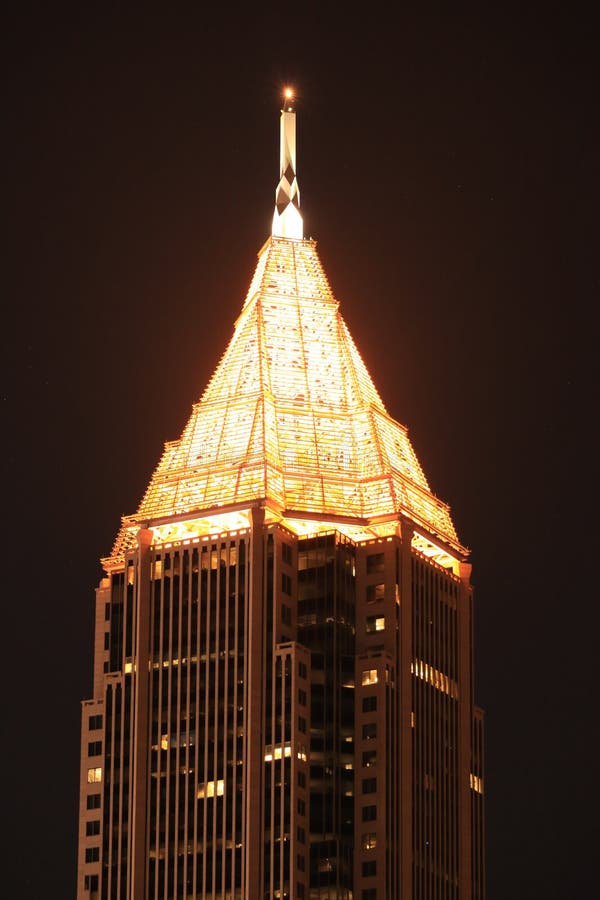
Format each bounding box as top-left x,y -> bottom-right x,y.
106,91 -> 462,567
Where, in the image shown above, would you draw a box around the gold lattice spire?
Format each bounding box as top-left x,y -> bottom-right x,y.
272,88 -> 302,240
105,101 -> 463,569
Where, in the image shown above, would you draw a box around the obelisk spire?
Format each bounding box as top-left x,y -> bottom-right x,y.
272,87 -> 303,240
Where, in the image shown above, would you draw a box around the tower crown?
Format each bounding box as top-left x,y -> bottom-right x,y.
272,88 -> 303,239
105,99 -> 463,569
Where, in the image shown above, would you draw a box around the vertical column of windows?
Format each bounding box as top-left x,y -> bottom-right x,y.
411,555 -> 461,900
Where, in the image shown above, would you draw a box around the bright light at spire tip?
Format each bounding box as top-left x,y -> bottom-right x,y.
283,87 -> 294,110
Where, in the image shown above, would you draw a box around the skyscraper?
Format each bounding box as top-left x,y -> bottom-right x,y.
77,91 -> 485,900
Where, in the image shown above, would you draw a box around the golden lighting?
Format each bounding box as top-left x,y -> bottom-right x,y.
105,236 -> 463,569
264,743 -> 292,762
411,659 -> 458,699
197,779 -> 224,799
470,772 -> 483,794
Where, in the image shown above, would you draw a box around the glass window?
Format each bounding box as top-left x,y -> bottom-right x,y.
362,696 -> 377,713
361,669 -> 378,686
362,777 -> 377,794
366,553 -> 384,574
87,767 -> 102,784
366,583 -> 385,603
362,832 -> 377,850
362,805 -> 376,822
362,723 -> 377,740
366,616 -> 385,633
362,860 -> 377,877
362,750 -> 377,767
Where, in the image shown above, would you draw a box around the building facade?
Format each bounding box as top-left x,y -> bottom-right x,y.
77,95 -> 485,900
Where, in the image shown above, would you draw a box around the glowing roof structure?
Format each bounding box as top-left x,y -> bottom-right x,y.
106,94 -> 463,568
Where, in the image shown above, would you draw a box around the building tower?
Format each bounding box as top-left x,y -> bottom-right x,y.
77,91 -> 485,900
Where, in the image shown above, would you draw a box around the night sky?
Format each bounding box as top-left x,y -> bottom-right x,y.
4,5 -> 597,898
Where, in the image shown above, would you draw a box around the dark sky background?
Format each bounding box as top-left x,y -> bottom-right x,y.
3,4 -> 598,898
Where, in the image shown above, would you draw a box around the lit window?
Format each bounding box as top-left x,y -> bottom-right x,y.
362,749 -> 377,767
87,767 -> 102,784
197,779 -> 224,799
361,669 -> 378,686
362,832 -> 377,850
470,772 -> 483,794
365,616 -> 385,633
